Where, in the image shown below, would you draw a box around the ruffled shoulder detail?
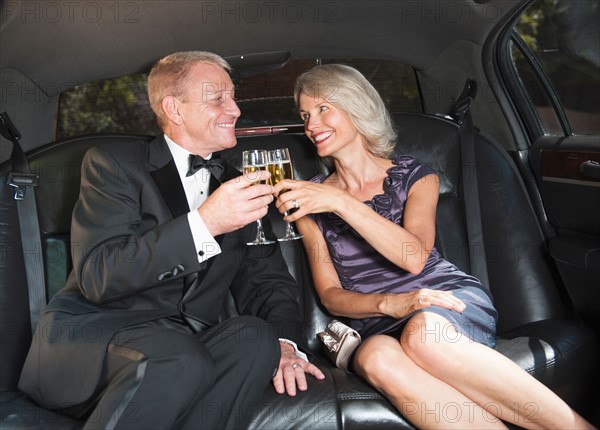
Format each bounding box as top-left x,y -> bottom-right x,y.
309,173 -> 327,184
365,155 -> 416,219
317,156 -> 417,234
385,155 -> 417,190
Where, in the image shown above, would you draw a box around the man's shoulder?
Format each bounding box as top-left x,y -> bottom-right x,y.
82,135 -> 161,165
90,135 -> 157,155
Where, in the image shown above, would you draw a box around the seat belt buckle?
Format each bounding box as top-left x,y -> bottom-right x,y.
453,96 -> 474,125
7,172 -> 39,201
451,79 -> 478,125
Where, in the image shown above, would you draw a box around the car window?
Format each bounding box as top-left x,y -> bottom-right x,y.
57,74 -> 161,139
510,0 -> 600,136
55,59 -> 420,140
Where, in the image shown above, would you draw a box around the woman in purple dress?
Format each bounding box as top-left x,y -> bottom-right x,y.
273,64 -> 592,429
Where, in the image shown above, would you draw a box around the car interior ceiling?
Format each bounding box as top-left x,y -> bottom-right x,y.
0,0 -> 524,156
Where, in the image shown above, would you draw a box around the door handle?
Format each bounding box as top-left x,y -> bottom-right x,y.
579,160 -> 600,180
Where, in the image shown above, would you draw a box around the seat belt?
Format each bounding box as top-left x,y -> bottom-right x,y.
451,80 -> 491,291
1,112 -> 47,330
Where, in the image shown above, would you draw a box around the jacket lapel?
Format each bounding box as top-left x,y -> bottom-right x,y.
147,137 -> 244,299
148,136 -> 189,218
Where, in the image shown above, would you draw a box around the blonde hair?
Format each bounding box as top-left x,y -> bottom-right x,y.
294,64 -> 397,158
148,51 -> 231,129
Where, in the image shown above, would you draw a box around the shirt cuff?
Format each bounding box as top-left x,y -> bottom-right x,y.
279,338 -> 308,362
187,210 -> 221,263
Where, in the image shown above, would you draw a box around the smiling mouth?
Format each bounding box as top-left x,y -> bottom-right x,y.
313,131 -> 333,143
217,123 -> 235,129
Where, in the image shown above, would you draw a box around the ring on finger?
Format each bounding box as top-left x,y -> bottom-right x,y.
292,199 -> 299,209
292,363 -> 300,369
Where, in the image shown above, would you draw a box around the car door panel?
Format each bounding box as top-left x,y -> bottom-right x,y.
529,135 -> 600,331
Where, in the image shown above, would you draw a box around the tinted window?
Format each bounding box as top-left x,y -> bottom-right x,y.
509,40 -> 563,134
511,0 -> 600,135
236,58 -> 420,128
56,59 -> 420,139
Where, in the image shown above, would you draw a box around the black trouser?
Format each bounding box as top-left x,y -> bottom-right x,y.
63,315 -> 280,430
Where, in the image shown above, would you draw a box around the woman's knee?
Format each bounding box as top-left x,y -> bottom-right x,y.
354,336 -> 403,386
401,314 -> 465,372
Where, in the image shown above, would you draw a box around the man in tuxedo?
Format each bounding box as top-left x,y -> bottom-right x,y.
19,51 -> 324,429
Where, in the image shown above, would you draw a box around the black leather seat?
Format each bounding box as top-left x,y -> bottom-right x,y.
1,114 -> 598,429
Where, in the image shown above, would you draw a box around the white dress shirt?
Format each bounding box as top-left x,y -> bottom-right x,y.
164,134 -> 221,264
165,135 -> 306,360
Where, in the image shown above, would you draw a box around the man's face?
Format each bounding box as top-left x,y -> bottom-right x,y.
178,63 -> 241,155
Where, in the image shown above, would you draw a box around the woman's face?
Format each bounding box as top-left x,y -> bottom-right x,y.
298,92 -> 364,158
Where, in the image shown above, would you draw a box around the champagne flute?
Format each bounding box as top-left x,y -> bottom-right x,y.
268,148 -> 303,241
242,149 -> 275,245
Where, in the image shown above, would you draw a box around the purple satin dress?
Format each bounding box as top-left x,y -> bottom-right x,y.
310,156 -> 497,347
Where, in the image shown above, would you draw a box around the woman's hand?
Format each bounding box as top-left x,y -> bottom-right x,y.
381,289 -> 466,319
273,179 -> 351,221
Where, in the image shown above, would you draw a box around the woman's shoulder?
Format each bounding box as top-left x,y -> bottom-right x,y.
380,155 -> 438,201
388,154 -> 420,172
388,155 -> 437,181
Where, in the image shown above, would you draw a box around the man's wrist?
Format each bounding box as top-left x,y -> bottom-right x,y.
279,338 -> 308,362
187,210 -> 221,262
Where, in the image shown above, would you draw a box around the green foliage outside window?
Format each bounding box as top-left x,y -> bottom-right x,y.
56,59 -> 421,140
513,0 -> 600,134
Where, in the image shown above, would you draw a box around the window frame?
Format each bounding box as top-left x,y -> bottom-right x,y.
510,31 -> 572,137
499,0 -> 599,143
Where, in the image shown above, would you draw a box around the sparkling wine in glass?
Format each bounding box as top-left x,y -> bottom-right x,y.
268,148 -> 303,241
242,149 -> 275,245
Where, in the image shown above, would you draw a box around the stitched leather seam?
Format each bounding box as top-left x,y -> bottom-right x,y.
338,393 -> 385,401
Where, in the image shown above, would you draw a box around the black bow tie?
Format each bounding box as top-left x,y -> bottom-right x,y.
186,154 -> 225,179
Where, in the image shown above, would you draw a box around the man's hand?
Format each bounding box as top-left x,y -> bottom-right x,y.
199,171 -> 273,236
273,341 -> 325,396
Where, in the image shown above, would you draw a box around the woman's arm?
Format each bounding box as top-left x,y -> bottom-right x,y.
277,174 -> 440,274
297,216 -> 387,318
296,214 -> 464,319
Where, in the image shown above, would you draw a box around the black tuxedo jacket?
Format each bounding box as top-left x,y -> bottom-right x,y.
19,136 -> 305,408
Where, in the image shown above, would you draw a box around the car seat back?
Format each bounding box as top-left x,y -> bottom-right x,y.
0,112 -> 571,391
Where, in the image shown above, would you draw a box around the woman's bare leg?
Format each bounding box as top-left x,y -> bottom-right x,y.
354,334 -> 508,429
400,312 -> 593,429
